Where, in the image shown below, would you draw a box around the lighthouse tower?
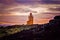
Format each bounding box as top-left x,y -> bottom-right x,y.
27,13 -> 33,25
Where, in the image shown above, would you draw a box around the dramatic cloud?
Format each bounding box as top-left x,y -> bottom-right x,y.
0,0 -> 15,4
0,0 -> 60,4
0,0 -> 60,24
43,12 -> 60,14
49,7 -> 60,11
0,4 -> 49,16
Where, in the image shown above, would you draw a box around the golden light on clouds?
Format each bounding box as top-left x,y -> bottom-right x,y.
34,19 -> 51,24
0,0 -> 60,25
10,7 -> 48,16
10,12 -> 30,16
6,5 -> 50,16
1,4 -> 60,16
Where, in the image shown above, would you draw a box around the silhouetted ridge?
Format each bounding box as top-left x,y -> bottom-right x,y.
44,15 -> 60,40
0,15 -> 60,40
54,16 -> 60,19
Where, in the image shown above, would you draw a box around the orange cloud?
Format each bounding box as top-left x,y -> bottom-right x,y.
0,22 -> 16,25
0,22 -> 10,24
0,22 -> 25,25
34,19 -> 51,24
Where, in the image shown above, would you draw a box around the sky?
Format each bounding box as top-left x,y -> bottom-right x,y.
0,0 -> 60,25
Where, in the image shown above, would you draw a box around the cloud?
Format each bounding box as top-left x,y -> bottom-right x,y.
0,3 -> 60,16
16,0 -> 60,4
40,0 -> 60,4
8,7 -> 37,13
0,0 -> 60,25
0,16 -> 27,24
0,0 -> 60,4
43,13 -> 60,16
0,0 -> 15,4
40,6 -> 60,15
49,7 -> 60,11
34,19 -> 50,24
0,3 -> 49,16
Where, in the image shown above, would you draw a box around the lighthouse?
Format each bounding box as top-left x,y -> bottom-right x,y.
27,13 -> 33,25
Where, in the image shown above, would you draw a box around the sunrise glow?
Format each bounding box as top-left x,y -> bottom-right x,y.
0,0 -> 60,25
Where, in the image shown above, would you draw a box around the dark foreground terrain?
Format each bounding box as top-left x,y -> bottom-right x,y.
0,16 -> 60,40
